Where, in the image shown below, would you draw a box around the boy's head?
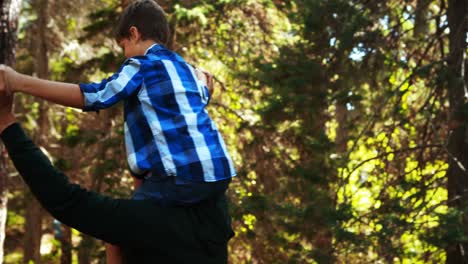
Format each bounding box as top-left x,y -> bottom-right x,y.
115,0 -> 170,57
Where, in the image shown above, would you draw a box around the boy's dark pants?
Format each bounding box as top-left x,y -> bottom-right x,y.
133,174 -> 231,206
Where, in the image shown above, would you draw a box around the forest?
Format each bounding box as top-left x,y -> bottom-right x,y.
0,0 -> 466,263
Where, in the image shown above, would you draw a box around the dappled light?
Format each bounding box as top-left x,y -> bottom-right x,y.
0,0 -> 466,263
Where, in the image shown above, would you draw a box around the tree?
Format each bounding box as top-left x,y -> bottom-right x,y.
2,0 -> 464,262
446,0 -> 467,262
22,0 -> 49,262
0,0 -> 22,262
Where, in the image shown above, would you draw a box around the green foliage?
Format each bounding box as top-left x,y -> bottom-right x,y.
81,7 -> 120,41
422,206 -> 468,248
4,0 -> 464,262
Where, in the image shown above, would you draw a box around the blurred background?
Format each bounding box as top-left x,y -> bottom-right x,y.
0,0 -> 467,263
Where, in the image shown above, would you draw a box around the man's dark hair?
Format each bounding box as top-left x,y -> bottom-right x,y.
115,0 -> 170,45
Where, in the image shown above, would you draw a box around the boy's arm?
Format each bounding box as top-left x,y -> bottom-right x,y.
0,65 -> 84,108
16,77 -> 84,109
77,58 -> 143,112
1,58 -> 144,112
1,63 -> 212,111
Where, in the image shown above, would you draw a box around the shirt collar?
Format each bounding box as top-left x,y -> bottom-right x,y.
144,43 -> 165,55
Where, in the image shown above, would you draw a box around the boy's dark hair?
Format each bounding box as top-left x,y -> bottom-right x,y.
115,0 -> 170,45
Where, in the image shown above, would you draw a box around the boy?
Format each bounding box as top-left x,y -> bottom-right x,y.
0,0 -> 236,262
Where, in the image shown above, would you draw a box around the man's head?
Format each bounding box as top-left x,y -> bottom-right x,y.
115,0 -> 170,57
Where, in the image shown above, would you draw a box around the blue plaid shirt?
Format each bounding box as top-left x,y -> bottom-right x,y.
79,44 -> 236,182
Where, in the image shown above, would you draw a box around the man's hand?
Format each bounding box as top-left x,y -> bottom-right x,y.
0,64 -> 20,95
0,92 -> 16,134
195,67 -> 214,95
0,65 -> 19,133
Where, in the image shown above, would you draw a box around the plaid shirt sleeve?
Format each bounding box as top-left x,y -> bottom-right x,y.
79,58 -> 144,112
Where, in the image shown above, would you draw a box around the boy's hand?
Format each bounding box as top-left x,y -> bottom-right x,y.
195,68 -> 214,95
0,65 -> 20,95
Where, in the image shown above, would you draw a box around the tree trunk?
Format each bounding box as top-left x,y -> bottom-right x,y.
78,110 -> 115,264
78,235 -> 96,264
0,0 -> 22,263
23,193 -> 42,263
60,225 -> 72,264
446,0 -> 467,263
335,102 -> 348,153
23,0 -> 49,263
56,116 -> 72,264
414,0 -> 431,37
0,161 -> 6,264
306,82 -> 334,263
